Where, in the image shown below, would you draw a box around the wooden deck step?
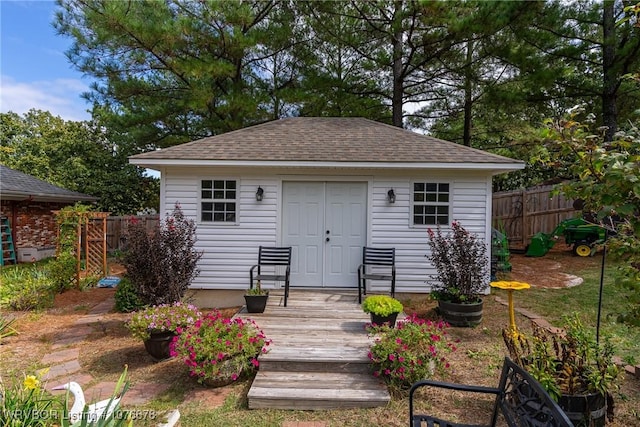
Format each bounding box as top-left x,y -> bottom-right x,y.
239,290 -> 392,410
248,371 -> 390,410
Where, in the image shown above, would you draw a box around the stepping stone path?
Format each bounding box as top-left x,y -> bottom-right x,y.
41,296 -> 170,410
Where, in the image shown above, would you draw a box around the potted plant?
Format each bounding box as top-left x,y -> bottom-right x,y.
504,314 -> 621,427
170,310 -> 271,387
426,220 -> 489,326
245,280 -> 269,313
128,301 -> 202,361
362,295 -> 403,327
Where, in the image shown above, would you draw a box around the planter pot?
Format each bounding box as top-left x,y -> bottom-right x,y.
201,358 -> 245,388
437,299 -> 483,327
244,294 -> 269,313
143,330 -> 177,361
559,392 -> 606,427
370,312 -> 399,328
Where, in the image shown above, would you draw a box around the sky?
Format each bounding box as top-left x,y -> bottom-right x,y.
1,0 -> 91,121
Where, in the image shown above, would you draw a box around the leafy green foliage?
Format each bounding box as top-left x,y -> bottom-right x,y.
114,277 -> 144,313
504,314 -> 621,399
0,371 -> 62,426
0,266 -> 55,311
127,302 -> 201,341
367,314 -> 456,390
362,295 -> 403,317
0,110 -> 159,215
539,109 -> 640,325
122,204 -> 203,306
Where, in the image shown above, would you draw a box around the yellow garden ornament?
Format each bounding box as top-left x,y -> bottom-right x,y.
490,281 -> 531,335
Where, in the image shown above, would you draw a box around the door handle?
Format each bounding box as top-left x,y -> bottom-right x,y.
326,237 -> 330,242
326,230 -> 330,234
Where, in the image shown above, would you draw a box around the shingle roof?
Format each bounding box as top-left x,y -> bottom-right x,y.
129,117 -> 523,167
0,165 -> 98,202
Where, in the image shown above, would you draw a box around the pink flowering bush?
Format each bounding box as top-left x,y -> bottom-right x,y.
368,313 -> 457,390
128,302 -> 201,341
170,310 -> 271,385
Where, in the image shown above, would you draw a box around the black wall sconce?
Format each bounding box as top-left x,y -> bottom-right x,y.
256,186 -> 264,201
387,189 -> 396,204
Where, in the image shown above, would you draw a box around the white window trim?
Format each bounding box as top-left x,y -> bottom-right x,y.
198,177 -> 240,225
410,180 -> 451,228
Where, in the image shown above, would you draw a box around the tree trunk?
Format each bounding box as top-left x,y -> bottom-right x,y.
602,0 -> 617,142
391,0 -> 404,128
463,39 -> 474,147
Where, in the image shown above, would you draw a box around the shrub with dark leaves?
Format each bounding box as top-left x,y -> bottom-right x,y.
122,204 -> 203,305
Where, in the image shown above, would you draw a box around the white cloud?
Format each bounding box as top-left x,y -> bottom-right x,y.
0,75 -> 91,121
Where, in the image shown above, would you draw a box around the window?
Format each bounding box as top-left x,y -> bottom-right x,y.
201,180 -> 236,222
413,182 -> 449,225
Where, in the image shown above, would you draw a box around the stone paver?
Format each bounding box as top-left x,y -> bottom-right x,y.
180,386 -> 233,409
40,359 -> 82,381
282,422 -> 327,427
52,325 -> 94,348
47,373 -> 94,392
74,314 -> 105,325
42,348 -> 80,364
124,382 -> 171,406
89,300 -> 114,315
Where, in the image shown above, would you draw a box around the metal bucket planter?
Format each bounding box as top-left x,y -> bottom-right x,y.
559,392 -> 606,427
437,299 -> 483,327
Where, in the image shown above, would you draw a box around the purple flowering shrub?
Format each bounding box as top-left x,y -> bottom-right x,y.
127,302 -> 201,341
368,313 -> 457,390
170,311 -> 271,385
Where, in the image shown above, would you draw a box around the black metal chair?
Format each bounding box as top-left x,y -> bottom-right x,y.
249,246 -> 292,307
409,357 -> 574,427
357,247 -> 396,303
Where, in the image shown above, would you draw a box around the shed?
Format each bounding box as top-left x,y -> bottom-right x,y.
129,117 -> 524,305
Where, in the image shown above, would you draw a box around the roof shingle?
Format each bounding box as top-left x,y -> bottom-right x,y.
0,165 -> 97,202
130,117 -> 522,165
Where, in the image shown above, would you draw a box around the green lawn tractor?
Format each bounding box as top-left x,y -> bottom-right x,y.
525,217 -> 606,257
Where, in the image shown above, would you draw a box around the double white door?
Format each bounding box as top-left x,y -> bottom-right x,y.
282,182 -> 367,287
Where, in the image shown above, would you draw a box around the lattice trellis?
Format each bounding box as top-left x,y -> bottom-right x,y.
84,212 -> 109,277
54,211 -> 109,287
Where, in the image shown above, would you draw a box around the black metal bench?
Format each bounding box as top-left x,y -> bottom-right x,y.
409,357 -> 574,427
249,246 -> 292,307
357,247 -> 396,304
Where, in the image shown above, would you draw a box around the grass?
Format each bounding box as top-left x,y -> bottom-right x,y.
495,255 -> 640,363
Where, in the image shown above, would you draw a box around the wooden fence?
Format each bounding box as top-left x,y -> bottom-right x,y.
106,214 -> 159,253
492,185 -> 578,248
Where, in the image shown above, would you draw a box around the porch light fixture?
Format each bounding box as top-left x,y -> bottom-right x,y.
256,186 -> 264,201
387,189 -> 396,204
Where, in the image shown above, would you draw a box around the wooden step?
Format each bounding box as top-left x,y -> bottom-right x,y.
247,371 -> 390,410
241,290 -> 392,410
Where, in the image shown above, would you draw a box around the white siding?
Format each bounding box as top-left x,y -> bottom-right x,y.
369,174 -> 492,293
163,168 -> 279,290
161,167 -> 493,293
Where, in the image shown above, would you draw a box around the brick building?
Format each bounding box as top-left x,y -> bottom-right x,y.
0,165 -> 97,262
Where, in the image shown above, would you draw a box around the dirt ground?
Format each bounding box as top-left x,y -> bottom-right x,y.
1,253 -> 639,426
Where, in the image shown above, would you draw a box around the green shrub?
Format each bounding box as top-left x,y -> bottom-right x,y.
114,277 -> 145,313
47,251 -> 77,292
362,295 -> 403,316
0,267 -> 55,311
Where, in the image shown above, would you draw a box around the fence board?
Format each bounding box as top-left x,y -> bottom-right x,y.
492,185 -> 578,247
106,215 -> 159,253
